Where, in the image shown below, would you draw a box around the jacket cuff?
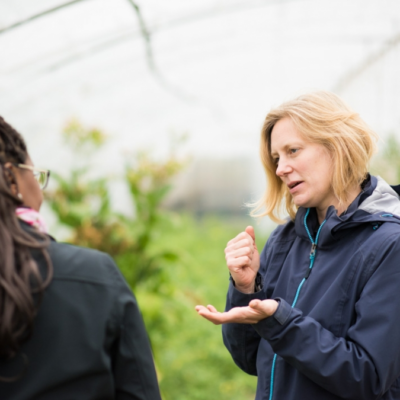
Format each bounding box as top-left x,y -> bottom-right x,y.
228,281 -> 266,308
252,297 -> 292,338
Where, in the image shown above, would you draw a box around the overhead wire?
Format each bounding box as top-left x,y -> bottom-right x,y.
333,31 -> 400,93
0,0 -> 88,34
124,0 -> 197,103
2,0 -> 295,75
2,0 -> 398,94
0,0 -> 292,106
7,0 -> 397,108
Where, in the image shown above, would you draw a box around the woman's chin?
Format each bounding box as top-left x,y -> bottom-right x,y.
292,196 -> 307,208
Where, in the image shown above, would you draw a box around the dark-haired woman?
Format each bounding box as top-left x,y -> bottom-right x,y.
196,92 -> 400,399
0,116 -> 161,400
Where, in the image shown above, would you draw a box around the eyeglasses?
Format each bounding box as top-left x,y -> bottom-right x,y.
15,164 -> 51,190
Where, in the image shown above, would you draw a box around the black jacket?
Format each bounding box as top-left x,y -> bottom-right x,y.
0,227 -> 161,400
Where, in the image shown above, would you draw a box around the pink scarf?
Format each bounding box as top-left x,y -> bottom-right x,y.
16,207 -> 48,234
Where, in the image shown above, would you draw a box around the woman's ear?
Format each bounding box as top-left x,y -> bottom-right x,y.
3,162 -> 18,196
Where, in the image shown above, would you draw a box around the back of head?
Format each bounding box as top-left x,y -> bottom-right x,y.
254,91 -> 378,222
0,116 -> 51,379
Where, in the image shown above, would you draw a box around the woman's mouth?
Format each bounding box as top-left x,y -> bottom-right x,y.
288,181 -> 303,193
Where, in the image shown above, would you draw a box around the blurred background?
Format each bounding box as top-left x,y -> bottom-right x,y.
1,1 -> 400,399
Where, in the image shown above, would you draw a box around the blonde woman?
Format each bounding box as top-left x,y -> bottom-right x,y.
196,91 -> 400,400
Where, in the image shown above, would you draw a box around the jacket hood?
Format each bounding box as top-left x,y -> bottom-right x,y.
359,176 -> 400,216
294,175 -> 400,247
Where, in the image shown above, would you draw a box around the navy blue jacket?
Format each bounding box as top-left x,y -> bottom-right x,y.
223,176 -> 400,400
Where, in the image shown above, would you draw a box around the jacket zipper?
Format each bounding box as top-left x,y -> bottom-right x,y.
268,208 -> 327,400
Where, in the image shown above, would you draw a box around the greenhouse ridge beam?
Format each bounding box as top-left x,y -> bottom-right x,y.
334,31 -> 400,93
0,0 -> 86,34
125,0 -> 196,103
3,0 -> 292,74
126,0 -> 155,71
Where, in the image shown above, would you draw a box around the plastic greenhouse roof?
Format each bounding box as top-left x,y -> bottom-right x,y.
1,0 -> 400,169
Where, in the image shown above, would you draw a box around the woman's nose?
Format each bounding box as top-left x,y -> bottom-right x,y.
276,158 -> 292,177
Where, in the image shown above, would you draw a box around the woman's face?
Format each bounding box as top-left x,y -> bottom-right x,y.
270,117 -> 336,213
12,155 -> 43,212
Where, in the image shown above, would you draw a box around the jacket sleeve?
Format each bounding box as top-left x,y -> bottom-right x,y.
109,260 -> 162,400
222,281 -> 266,376
253,234 -> 400,400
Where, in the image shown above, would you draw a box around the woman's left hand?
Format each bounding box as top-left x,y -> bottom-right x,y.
195,299 -> 279,325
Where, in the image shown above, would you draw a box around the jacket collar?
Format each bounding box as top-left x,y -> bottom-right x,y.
294,175 -> 400,246
19,219 -> 56,242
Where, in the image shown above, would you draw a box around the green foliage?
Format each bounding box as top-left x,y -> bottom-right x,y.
140,215 -> 261,400
63,119 -> 107,150
46,122 -> 183,292
121,153 -> 183,291
45,120 -> 263,399
370,133 -> 400,183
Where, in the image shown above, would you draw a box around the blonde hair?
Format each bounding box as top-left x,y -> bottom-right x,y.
252,91 -> 378,223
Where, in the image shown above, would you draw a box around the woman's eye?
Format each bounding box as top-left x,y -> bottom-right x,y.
273,157 -> 279,165
289,148 -> 299,155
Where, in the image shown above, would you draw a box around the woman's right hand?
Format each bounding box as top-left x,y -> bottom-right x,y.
224,226 -> 260,293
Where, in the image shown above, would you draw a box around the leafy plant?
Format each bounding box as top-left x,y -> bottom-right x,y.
370,133 -> 400,183
45,120 -> 260,399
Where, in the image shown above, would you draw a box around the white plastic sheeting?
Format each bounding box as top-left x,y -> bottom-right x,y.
1,0 -> 400,185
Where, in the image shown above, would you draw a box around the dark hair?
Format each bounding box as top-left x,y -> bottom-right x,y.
0,116 -> 52,380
